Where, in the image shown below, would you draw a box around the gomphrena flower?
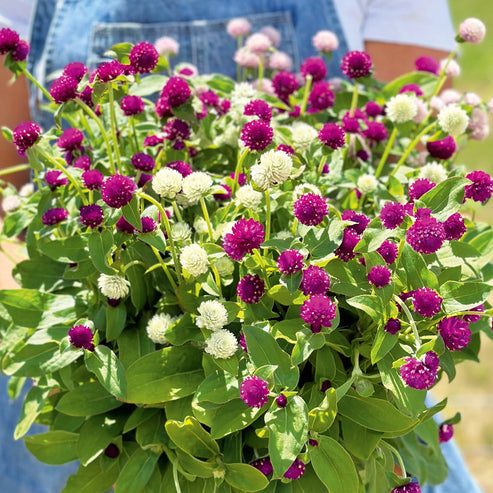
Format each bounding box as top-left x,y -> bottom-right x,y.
283,459 -> 306,480
45,170 -> 68,189
419,162 -> 448,184
438,104 -> 469,136
74,156 -> 91,170
244,99 -> 272,122
222,218 -> 265,261
334,228 -> 360,262
82,169 -> 104,190
240,376 -> 269,408
415,55 -> 440,75
131,153 -> 155,172
406,216 -> 446,255
168,161 -> 192,177
464,170 -> 493,204
237,274 -> 265,304
272,71 -> 299,101
408,178 -> 435,201
276,394 -> 288,408
245,32 -> 272,54
226,17 -> 252,37
367,265 -> 392,288
312,30 -> 339,52
68,325 -> 95,351
63,61 -> 87,81
380,202 -> 406,229
357,174 -> 378,195
12,121 -> 41,154
293,193 -> 329,226
236,185 -> 262,209
340,50 -> 372,79
57,128 -> 84,151
155,36 -> 179,56
251,149 -> 293,189
464,304 -> 484,323
362,121 -> 387,142
300,294 -> 337,333
129,41 -> 159,73
204,329 -> 237,359
49,74 -> 79,104
11,39 -> 30,61
0,27 -> 20,54
152,168 -> 183,200
182,171 -> 213,204
442,212 -> 467,240
79,204 -> 104,229
439,424 -> 454,443
412,287 -> 442,318
365,101 -> 383,118
146,312 -> 178,344
42,207 -> 69,226
300,56 -> 327,81
400,351 -> 439,390
97,60 -> 124,82
384,318 -> 401,335
318,122 -> 345,149
341,210 -> 370,235
140,216 -> 157,233
399,83 -> 423,96
377,240 -> 398,265
116,216 -> 136,234
180,244 -> 209,277
438,317 -> 471,351
386,93 -> 418,123
308,81 -> 335,112
299,265 -> 331,296
98,274 -> 130,300
459,17 -> 486,44
120,95 -> 145,116
251,458 -> 273,476
277,250 -> 304,275
426,135 -> 456,160
240,119 -> 274,151
101,175 -> 136,208
2,196 -> 21,213
195,300 -> 228,331
161,76 -> 191,107
391,481 -> 422,493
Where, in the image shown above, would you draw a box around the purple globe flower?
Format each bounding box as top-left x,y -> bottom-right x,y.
464,170 -> 493,204
392,482 -> 422,493
400,351 -> 439,390
57,128 -> 84,151
79,204 -> 104,229
399,83 -> 424,96
101,175 -> 136,208
408,178 -> 435,202
213,184 -> 232,202
240,376 -> 269,408
0,27 -> 20,54
49,75 -> 78,104
463,304 -> 484,323
426,136 -> 456,160
155,96 -> 172,118
73,156 -> 91,170
97,60 -> 125,82
164,118 -> 190,142
362,121 -> 388,142
415,55 -> 440,75
244,99 -> 272,121
439,424 -> 454,443
251,458 -> 273,477
384,318 -> 401,335
367,265 -> 392,288
237,274 -> 265,304
120,95 -> 145,116
318,123 -> 345,149
341,210 -> 370,234
168,161 -> 193,177
334,228 -> 361,262
140,216 -> 157,233
42,207 -> 69,226
277,144 -> 295,155
11,39 -> 30,61
82,169 -> 104,190
412,287 -> 442,318
406,216 -> 446,255
131,153 -> 156,172
365,101 -> 383,118
116,215 -> 136,234
442,212 -> 467,240
240,119 -> 274,151
300,294 -> 336,333
63,62 -> 87,81
143,135 -> 164,148
299,265 -> 331,296
277,250 -> 304,275
78,85 -> 94,108
129,41 -> 159,73
199,90 -> 220,108
341,50 -> 372,79
293,193 -> 329,226
45,170 -> 68,189
276,394 -> 287,408
272,71 -> 299,101
239,333 -> 248,353
308,81 -> 334,111
222,218 -> 265,261
283,459 -> 306,480
12,121 -> 41,155
300,56 -> 327,81
68,325 -> 95,351
377,240 -> 399,264
161,76 -> 191,107
438,317 -> 471,351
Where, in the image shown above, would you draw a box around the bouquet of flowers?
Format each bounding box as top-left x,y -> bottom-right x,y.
0,16 -> 492,493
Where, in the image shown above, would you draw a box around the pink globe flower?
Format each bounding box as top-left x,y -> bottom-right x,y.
240,376 -> 269,408
459,18 -> 486,44
400,352 -> 439,390
226,17 -> 252,37
154,36 -> 179,56
312,30 -> 339,52
260,26 -> 281,48
245,33 -> 272,55
268,51 -> 293,71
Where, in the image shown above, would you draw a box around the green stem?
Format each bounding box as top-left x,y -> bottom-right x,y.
130,116 -> 140,153
264,189 -> 271,243
0,163 -> 30,177
257,57 -> 264,90
291,218 -> 298,236
300,74 -> 312,116
172,461 -> 182,493
431,46 -> 458,98
211,265 -> 223,298
22,67 -> 53,101
232,149 -> 248,195
254,249 -> 270,289
375,127 -> 398,179
328,205 -> 342,221
381,441 -> 407,479
171,201 -> 183,222
394,294 -> 421,350
349,82 -> 359,117
108,85 -> 122,172
150,246 -> 178,291
316,155 -> 328,179
199,197 -> 214,242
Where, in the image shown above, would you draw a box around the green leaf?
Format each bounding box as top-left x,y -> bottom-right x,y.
62,456 -> 119,493
265,395 -> 308,477
291,331 -> 325,366
14,256 -> 66,290
124,408 -> 159,434
24,430 -> 79,465
308,388 -> 337,433
129,74 -> 168,97
224,463 -> 269,492
118,324 -> 155,369
283,270 -> 303,294
194,369 -> 239,404
371,324 -> 398,364
14,385 -> 50,439
38,236 -> 89,263
346,294 -> 384,323
122,196 -> 142,230
440,281 -> 491,312
114,448 -> 160,493
399,244 -> 438,290
206,74 -> 235,93
340,417 -> 382,460
165,313 -> 204,346
175,448 -> 215,478
104,42 -> 132,62
85,345 -> 127,400
88,229 -> 117,275
268,284 -> 303,305
136,412 -> 167,450
105,303 -> 127,341
308,435 -> 359,493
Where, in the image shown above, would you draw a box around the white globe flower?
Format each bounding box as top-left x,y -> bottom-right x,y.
357,174 -> 378,194
259,149 -> 293,185
182,172 -> 213,205
438,104 -> 469,136
215,221 -> 235,240
204,329 -> 238,359
196,300 -> 229,331
236,185 -> 262,209
98,274 -> 130,299
180,244 -> 209,277
386,94 -> 419,123
464,92 -> 482,107
2,195 -> 21,213
419,162 -> 448,184
250,164 -> 270,190
19,183 -> 35,197
146,312 -> 179,344
152,168 -> 183,200
294,183 -> 322,198
193,216 -> 209,235
214,256 -> 235,277
171,222 -> 192,241
292,122 -> 317,152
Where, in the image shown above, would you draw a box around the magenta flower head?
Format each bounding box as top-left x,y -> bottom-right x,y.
400,351 -> 439,390
415,55 -> 440,75
82,169 -> 104,190
57,128 -> 84,151
164,118 -> 190,141
72,156 -> 90,171
362,121 -> 387,142
341,50 -> 372,79
120,95 -> 145,116
438,317 -> 471,351
277,144 -> 295,155
222,218 -> 265,261
459,18 -> 486,44
101,174 -> 136,208
277,250 -> 304,275
464,304 -> 484,323
68,325 -> 95,351
365,101 -> 383,118
199,90 -> 220,108
308,81 -> 335,111
299,265 -> 331,296
283,459 -> 306,480
399,83 -> 424,96
442,212 -> 467,241
240,119 -> 274,151
377,240 -> 398,264
161,76 -> 191,107
408,178 -> 435,202
13,121 -> 41,155
412,287 -> 442,318
334,228 -> 360,262
143,135 -> 164,148
154,96 -> 172,118
50,75 -> 78,104
140,216 -> 157,233
367,265 -> 392,288
272,71 -> 299,101
406,216 -> 446,255
293,193 -> 329,226
129,41 -> 159,73
300,56 -> 327,81
318,123 -> 345,150
116,216 -> 136,234
168,161 -> 193,177
276,394 -> 288,408
63,62 -> 87,81
244,99 -> 272,122
391,481 -> 422,493
300,294 -> 336,333
79,204 -> 104,229
42,207 -> 69,226
45,170 -> 68,190
384,318 -> 401,335
341,210 -> 370,235
11,39 -> 30,62
464,170 -> 493,204
240,375 -> 269,408
251,458 -> 273,477
0,27 -> 20,55
439,424 -> 454,443
237,274 -> 265,304
131,153 -> 156,172
426,135 -> 456,160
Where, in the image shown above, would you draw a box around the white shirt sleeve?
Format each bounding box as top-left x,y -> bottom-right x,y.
0,0 -> 36,39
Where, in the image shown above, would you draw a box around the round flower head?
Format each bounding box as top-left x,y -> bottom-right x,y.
180,244 -> 209,277
101,175 -> 136,208
13,121 -> 41,154
222,218 -> 265,261
308,81 -> 335,111
469,107 -> 490,141
318,123 -> 345,149
214,256 -> 235,277
300,56 -> 327,81
463,304 -> 484,323
120,95 -> 145,116
42,207 -> 69,226
152,168 -> 183,200
292,121 -> 318,152
464,170 -> 493,204
386,94 -> 418,123
380,202 -> 406,229
272,71 -> 299,101
412,287 -> 442,318
49,75 -> 78,104
341,210 -> 370,235
415,55 -> 440,75
400,351 -> 439,390
392,481 -> 422,493
98,274 -> 130,299
459,18 -> 486,44
0,27 -> 20,54
276,394 -> 288,408
45,170 -> 68,190
79,204 -> 104,229
399,83 -> 424,97
269,51 -> 293,71
240,120 -> 274,151
155,96 -> 172,118
73,155 -> 90,171
362,121 -> 387,143
251,458 -> 273,477
441,58 -> 460,78
278,250 -> 304,275
116,216 -> 136,235
2,196 -> 21,213
426,135 -> 456,160
341,50 -> 372,79
312,30 -> 339,52
300,265 -> 331,296
245,33 -> 272,54
146,312 -> 178,344
367,265 -> 392,288
439,424 -> 454,443
438,104 -> 469,136
237,274 -> 265,304
283,459 -> 306,480
252,149 -> 293,189
204,329 -> 237,359
260,25 -> 281,47
240,376 -> 269,408
300,294 -> 336,333
19,183 -> 34,197
442,212 -> 467,241
97,60 -> 124,82
226,17 -> 252,37
130,153 -> 155,172
244,99 -> 272,122
438,317 -> 471,351
129,41 -> 159,73
234,48 -> 260,69
181,171 -> 213,204
196,300 -> 228,331
68,325 -> 95,351
168,161 -> 192,177
11,39 -> 30,61
365,101 -> 383,118
419,162 -> 448,184
406,216 -> 446,255
164,119 -> 190,143
293,193 -> 329,226
236,185 -> 262,209
154,36 -> 179,56
377,240 -> 399,265
384,318 -> 401,335
334,228 -> 361,262
357,174 -> 378,195
82,169 -> 104,190
161,76 -> 191,107
408,178 -> 435,202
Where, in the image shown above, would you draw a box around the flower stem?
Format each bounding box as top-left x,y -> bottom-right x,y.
316,155 -> 328,179
130,116 -> 140,152
108,85 -> 122,172
257,57 -> 264,91
431,46 -> 458,98
254,248 -> 270,289
171,200 -> 183,222
394,294 -> 421,350
211,264 -> 223,298
300,74 -> 312,116
232,149 -> 248,195
349,82 -> 359,117
264,189 -> 271,243
150,245 -> 178,291
375,127 -> 397,179
0,163 -> 30,177
22,67 -> 53,102
200,197 -> 214,241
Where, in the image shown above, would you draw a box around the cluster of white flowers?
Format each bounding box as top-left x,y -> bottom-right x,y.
386,94 -> 419,123
1,195 -> 21,213
204,329 -> 238,359
182,172 -> 213,204
214,256 -> 235,277
146,312 -> 179,344
180,244 -> 209,277
292,122 -> 317,152
419,162 -> 448,184
171,222 -> 192,241
196,300 -> 229,331
251,149 -> 293,190
236,185 -> 263,209
98,274 -> 130,299
193,216 -> 209,235
357,174 -> 378,195
152,168 -> 183,200
438,104 -> 469,136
